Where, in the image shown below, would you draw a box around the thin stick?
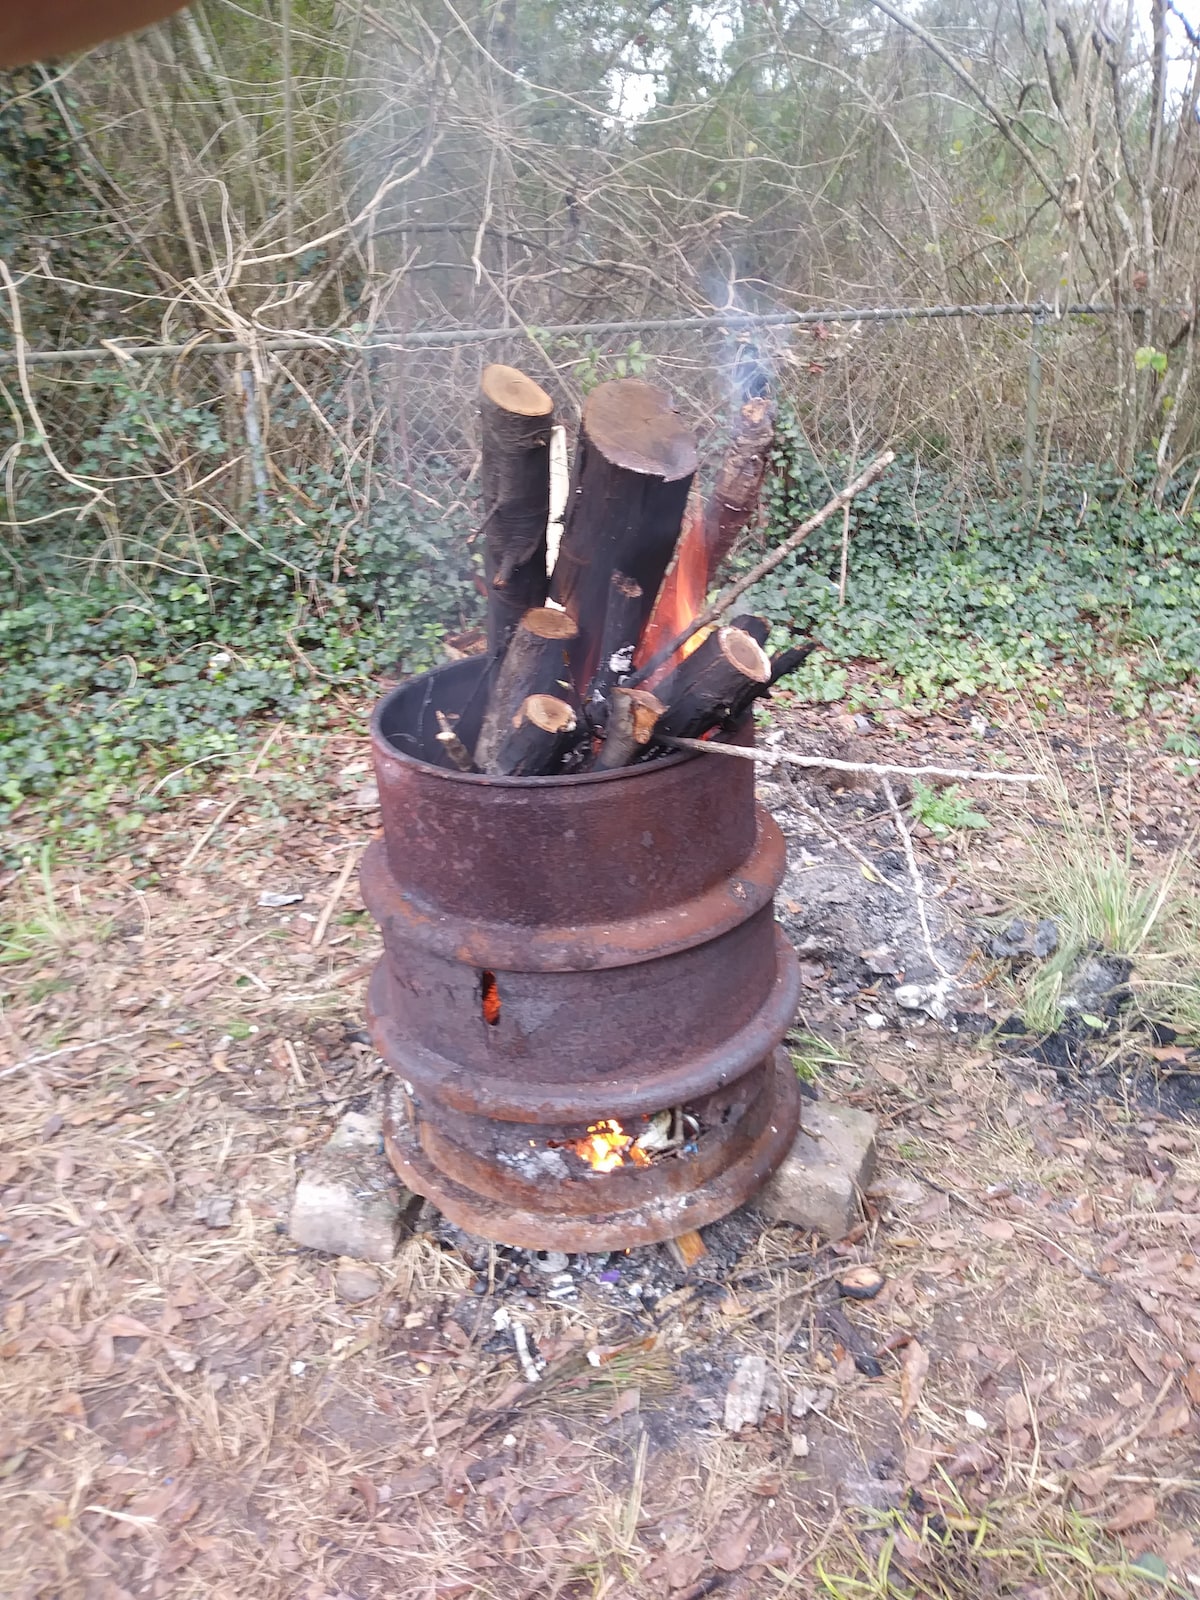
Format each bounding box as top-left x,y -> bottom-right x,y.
0,1024 -> 163,1082
881,776 -> 950,977
311,847 -> 361,948
629,450 -> 895,686
661,735 -> 1041,785
179,794 -> 244,871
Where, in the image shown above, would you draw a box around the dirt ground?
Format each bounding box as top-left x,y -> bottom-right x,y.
2,689 -> 1199,1600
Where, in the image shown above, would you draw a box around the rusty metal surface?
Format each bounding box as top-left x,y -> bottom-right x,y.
364,655 -> 802,1249
382,1049 -> 802,1252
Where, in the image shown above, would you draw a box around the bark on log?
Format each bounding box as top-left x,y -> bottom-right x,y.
474,607 -> 578,771
490,694 -> 580,777
654,626 -> 770,741
727,641 -> 818,724
586,571 -> 643,720
703,395 -> 776,576
729,614 -> 770,647
594,688 -> 665,771
480,364 -> 554,658
550,378 -> 697,685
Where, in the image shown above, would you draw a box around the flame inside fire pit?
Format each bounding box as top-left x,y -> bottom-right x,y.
570,1118 -> 653,1172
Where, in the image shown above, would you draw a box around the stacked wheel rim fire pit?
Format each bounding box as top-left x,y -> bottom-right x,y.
361,366 -> 842,1250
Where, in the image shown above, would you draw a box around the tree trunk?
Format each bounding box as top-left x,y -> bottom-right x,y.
550,378 -> 697,686
480,364 -> 554,658
489,694 -> 580,777
655,626 -> 770,740
474,607 -> 578,771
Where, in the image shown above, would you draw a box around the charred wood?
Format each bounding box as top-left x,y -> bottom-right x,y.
550,378 -> 696,686
594,687 -> 665,771
480,364 -> 554,659
654,626 -> 770,741
586,571 -> 643,722
490,694 -> 580,777
474,607 -> 578,771
726,641 -> 818,724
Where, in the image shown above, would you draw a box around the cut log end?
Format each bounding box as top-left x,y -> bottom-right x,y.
583,378 -> 699,482
481,363 -> 553,417
718,626 -> 771,684
594,687 -> 664,771
522,606 -> 579,642
519,693 -> 578,736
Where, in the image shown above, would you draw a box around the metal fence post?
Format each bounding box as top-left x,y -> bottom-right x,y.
1021,308 -> 1045,500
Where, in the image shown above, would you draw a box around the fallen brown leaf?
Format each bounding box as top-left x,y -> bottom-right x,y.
1103,1492 -> 1156,1532
711,1519 -> 756,1573
900,1339 -> 929,1422
1004,1392 -> 1031,1431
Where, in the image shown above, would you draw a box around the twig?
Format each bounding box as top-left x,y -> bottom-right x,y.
780,773 -> 905,895
661,735 -> 1041,785
630,450 -> 895,686
1098,1373 -> 1176,1462
881,776 -> 950,977
311,847 -> 362,948
0,1024 -> 162,1082
178,794 -> 245,871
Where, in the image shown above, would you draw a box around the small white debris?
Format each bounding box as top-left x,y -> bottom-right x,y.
723,1355 -> 781,1432
511,1320 -> 541,1385
586,1348 -> 602,1368
532,1251 -> 570,1275
790,1384 -> 834,1420
259,890 -> 304,908
791,1433 -> 810,1458
194,1194 -> 234,1229
965,1409 -> 988,1430
290,1360 -> 307,1377
862,1012 -> 887,1030
168,1347 -> 199,1374
893,978 -> 956,1021
492,1305 -> 511,1332
501,1433 -> 516,1449
634,1109 -> 674,1153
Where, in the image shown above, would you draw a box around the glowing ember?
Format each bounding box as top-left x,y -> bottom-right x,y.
634,490 -> 710,680
571,1118 -> 652,1172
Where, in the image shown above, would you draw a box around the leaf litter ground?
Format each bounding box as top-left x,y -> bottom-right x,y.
1,689 -> 1199,1599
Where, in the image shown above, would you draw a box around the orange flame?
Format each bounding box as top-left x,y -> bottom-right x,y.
570,1118 -> 652,1172
634,490 -> 710,682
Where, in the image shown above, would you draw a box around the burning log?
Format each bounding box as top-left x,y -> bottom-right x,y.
550,379 -> 697,686
594,687 -> 665,771
490,693 -> 579,777
655,626 -> 771,741
474,607 -> 578,772
729,614 -> 770,647
480,365 -> 554,659
704,395 -> 776,576
586,571 -> 643,721
727,641 -> 818,724
635,398 -> 776,674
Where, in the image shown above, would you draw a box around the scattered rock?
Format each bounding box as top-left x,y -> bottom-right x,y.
860,944 -> 900,976
862,1012 -> 887,1030
790,1384 -> 833,1420
289,1096 -> 410,1263
791,1433 -> 810,1458
335,1262 -> 382,1302
893,978 -> 956,1021
1060,949 -> 1133,1019
723,1355 -> 781,1432
194,1194 -> 234,1228
757,1100 -> 879,1239
531,1251 -> 570,1275
837,1264 -> 885,1300
985,917 -> 1058,961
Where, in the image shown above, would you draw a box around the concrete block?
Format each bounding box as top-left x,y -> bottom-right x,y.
757,1100 -> 878,1239
288,1099 -> 409,1263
